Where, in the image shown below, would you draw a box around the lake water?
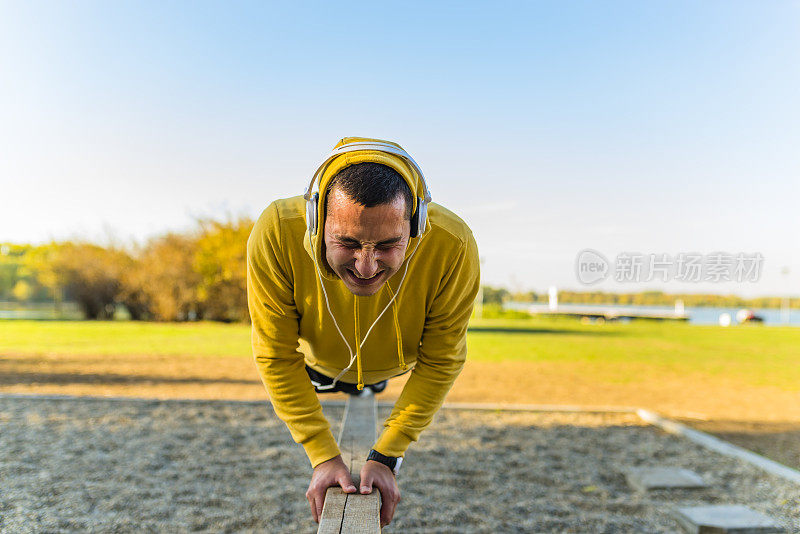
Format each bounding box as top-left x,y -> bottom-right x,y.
0,301 -> 84,320
683,306 -> 796,326
2,301 -> 797,326
504,302 -> 799,326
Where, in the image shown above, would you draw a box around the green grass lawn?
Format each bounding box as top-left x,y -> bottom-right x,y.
0,320 -> 251,358
468,317 -> 800,390
2,317 -> 799,391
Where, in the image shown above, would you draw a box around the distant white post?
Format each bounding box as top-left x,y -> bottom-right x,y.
674,299 -> 684,316
548,286 -> 558,312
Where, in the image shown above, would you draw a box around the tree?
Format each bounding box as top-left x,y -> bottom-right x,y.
135,232 -> 203,321
193,216 -> 253,322
113,248 -> 152,321
11,280 -> 32,301
22,243 -> 67,309
482,286 -> 509,305
47,242 -> 124,319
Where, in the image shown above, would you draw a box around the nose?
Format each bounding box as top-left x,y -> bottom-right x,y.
354,248 -> 379,278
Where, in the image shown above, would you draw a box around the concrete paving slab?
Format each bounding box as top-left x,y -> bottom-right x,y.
625,466 -> 708,491
672,504 -> 785,533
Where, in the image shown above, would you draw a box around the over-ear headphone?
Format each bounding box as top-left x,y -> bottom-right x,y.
303,141 -> 432,238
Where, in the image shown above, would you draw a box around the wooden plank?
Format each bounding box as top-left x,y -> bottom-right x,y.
341,491 -> 381,533
318,488 -> 347,531
317,394 -> 381,534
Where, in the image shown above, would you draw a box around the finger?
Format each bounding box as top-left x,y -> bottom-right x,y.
338,473 -> 356,493
380,492 -> 395,527
315,493 -> 324,523
314,488 -> 328,519
377,485 -> 398,527
308,494 -> 319,523
360,472 -> 373,494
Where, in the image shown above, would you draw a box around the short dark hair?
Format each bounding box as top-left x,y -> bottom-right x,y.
326,162 -> 413,220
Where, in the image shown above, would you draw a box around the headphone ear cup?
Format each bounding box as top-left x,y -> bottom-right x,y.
306,192 -> 319,236
417,198 -> 428,236
409,196 -> 427,238
409,203 -> 419,238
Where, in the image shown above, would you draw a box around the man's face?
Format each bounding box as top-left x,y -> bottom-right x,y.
323,187 -> 411,296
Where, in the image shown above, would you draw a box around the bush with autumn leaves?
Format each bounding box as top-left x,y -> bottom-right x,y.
0,216 -> 253,322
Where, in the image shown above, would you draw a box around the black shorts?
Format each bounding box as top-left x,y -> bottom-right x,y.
305,365 -> 387,395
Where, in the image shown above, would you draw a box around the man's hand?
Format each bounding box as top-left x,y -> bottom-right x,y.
360,460 -> 401,527
306,455 -> 356,523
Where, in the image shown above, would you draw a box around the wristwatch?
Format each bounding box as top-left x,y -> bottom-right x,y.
367,449 -> 403,476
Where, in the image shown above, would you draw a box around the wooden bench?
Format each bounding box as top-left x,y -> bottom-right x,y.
317,394 -> 382,533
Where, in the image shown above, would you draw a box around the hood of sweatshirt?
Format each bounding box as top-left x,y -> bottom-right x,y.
302,136 -> 430,281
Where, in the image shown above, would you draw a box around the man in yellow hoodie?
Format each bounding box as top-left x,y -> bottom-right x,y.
246,138 -> 480,527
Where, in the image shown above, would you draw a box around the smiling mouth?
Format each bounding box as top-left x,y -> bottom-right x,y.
346,269 -> 383,284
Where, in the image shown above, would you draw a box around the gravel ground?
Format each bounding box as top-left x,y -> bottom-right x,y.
1,396 -> 798,533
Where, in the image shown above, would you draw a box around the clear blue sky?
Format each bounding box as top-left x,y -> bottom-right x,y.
1,1 -> 798,296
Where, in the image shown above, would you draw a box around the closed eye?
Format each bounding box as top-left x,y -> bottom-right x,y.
335,237 -> 403,249
338,240 -> 361,249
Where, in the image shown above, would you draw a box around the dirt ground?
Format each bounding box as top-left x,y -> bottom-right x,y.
2,353 -> 800,470
1,396 -> 798,533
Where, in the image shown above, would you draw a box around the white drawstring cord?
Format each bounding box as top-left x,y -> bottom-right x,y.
312,233 -> 424,391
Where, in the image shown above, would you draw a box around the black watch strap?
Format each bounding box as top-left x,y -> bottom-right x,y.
367,449 -> 402,476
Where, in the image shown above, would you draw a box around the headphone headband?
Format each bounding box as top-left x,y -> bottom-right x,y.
303,141 -> 432,203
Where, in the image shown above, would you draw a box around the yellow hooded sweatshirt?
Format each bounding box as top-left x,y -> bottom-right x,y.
246,137 -> 480,467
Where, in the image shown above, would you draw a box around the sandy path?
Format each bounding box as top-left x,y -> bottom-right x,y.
1,396 -> 798,533
4,353 -> 800,471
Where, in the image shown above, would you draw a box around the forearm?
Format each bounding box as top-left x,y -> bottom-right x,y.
253,340 -> 340,467
372,350 -> 465,457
